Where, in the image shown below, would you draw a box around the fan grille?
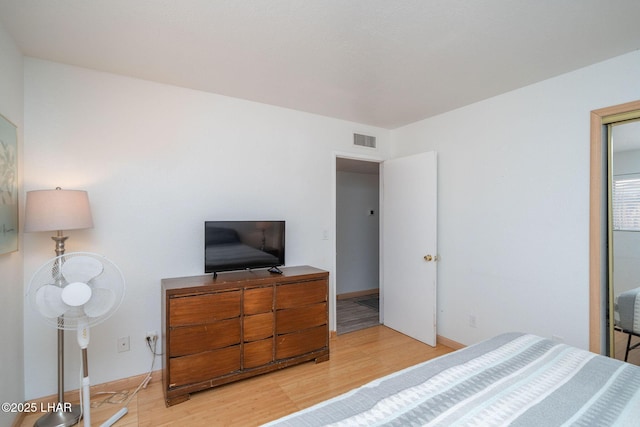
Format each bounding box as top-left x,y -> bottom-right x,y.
27,252 -> 125,330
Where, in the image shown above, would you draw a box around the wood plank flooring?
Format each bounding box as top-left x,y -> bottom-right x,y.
18,326 -> 454,427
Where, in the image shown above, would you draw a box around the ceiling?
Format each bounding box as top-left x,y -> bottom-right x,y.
1,1 -> 640,129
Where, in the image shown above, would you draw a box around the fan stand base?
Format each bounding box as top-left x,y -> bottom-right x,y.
34,403 -> 81,427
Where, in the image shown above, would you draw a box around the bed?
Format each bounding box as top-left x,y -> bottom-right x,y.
264,332 -> 640,426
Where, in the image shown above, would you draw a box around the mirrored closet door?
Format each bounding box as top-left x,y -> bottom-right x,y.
609,119 -> 640,365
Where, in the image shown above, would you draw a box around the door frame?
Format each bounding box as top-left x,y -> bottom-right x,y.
332,152 -> 383,332
589,100 -> 640,354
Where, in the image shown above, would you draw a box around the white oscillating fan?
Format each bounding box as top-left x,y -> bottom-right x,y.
27,252 -> 126,427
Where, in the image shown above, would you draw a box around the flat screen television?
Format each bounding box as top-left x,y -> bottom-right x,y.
205,220 -> 285,275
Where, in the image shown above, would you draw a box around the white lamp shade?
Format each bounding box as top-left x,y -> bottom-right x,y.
24,189 -> 94,232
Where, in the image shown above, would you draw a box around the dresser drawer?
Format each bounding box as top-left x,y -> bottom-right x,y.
276,325 -> 328,359
244,312 -> 274,342
169,345 -> 241,388
244,286 -> 273,315
169,290 -> 241,326
276,280 -> 326,309
276,302 -> 326,335
169,318 -> 240,357
243,338 -> 274,369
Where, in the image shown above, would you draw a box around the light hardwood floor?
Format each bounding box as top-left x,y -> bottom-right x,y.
18,326 -> 453,427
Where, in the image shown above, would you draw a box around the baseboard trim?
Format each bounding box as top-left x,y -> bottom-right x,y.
437,334 -> 465,350
336,289 -> 379,300
21,369 -> 161,410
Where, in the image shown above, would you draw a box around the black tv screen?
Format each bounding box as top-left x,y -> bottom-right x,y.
205,221 -> 285,274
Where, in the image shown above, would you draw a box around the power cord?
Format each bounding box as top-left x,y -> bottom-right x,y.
124,335 -> 158,405
91,390 -> 130,408
92,334 -> 160,426
146,335 -> 163,356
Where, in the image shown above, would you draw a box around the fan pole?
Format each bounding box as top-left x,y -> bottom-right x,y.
81,347 -> 91,427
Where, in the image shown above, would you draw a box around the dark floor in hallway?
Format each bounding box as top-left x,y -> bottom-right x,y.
336,294 -> 380,334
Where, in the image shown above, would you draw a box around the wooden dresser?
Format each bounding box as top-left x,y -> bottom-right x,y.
161,266 -> 329,406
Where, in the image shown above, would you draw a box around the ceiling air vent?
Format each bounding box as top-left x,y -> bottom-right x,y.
353,133 -> 376,148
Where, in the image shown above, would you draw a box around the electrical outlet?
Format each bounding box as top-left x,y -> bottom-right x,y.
146,331 -> 157,341
117,336 -> 130,352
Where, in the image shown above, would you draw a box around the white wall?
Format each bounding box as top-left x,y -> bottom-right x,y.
336,170 -> 379,295
0,21 -> 24,427
22,58 -> 390,400
391,50 -> 640,349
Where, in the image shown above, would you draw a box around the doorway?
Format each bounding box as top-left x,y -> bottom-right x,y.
335,157 -> 380,334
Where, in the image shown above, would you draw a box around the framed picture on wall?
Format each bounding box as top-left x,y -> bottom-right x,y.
0,113 -> 17,255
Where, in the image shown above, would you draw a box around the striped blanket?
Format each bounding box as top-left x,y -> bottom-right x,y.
264,333 -> 640,426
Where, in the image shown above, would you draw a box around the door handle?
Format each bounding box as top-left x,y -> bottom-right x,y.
423,254 -> 438,262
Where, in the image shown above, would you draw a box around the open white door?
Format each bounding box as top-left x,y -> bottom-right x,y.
382,151 -> 437,346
